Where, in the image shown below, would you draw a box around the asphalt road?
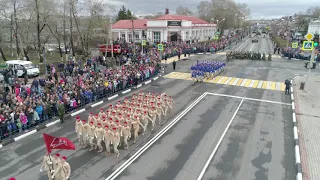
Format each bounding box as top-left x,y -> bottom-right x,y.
0,35 -> 316,180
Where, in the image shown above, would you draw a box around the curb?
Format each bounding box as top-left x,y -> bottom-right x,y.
282,56 -> 309,62
291,77 -> 303,180
0,75 -> 162,148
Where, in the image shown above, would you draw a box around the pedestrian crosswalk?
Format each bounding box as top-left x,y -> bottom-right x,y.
163,72 -> 285,91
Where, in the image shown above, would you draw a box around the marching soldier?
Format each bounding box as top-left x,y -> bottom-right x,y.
112,127 -> 121,158
58,101 -> 65,123
52,153 -> 63,180
61,156 -> 71,180
104,125 -> 112,156
95,123 -> 104,153
75,116 -> 83,145
40,152 -> 54,180
99,108 -> 106,119
81,120 -> 89,148
121,121 -> 131,149
88,121 -> 97,151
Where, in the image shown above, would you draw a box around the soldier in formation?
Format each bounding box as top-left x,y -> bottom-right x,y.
76,91 -> 174,158
40,153 -> 72,180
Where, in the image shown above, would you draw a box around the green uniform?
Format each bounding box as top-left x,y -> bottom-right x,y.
58,103 -> 65,123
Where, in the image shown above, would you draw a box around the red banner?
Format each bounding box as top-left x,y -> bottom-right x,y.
43,133 -> 76,153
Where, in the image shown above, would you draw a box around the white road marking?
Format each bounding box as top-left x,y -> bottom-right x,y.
249,43 -> 255,51
91,101 -> 103,107
266,81 -> 272,89
108,94 -> 118,101
45,120 -> 60,127
153,77 -> 159,81
248,81 -> 254,88
71,109 -> 85,116
276,82 -> 281,91
295,145 -> 301,164
144,80 -> 151,84
206,92 -> 291,105
293,113 -> 296,123
0,144 -> 2,148
224,77 -> 232,85
122,89 -> 131,94
197,98 -> 244,180
293,127 -> 298,140
232,78 -> 240,85
257,81 -> 263,88
217,77 -> 224,84
105,92 -> 208,180
137,84 -> 142,88
234,38 -> 248,51
14,130 -> 37,141
240,79 -> 247,86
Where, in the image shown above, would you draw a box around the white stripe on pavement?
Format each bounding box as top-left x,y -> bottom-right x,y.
108,94 -> 118,101
136,84 -> 142,88
153,77 -> 159,81
91,101 -> 103,107
45,120 -> 60,127
232,78 -> 240,85
14,129 -> 37,141
0,144 -> 3,148
122,89 -> 131,94
71,109 -> 85,116
295,145 -> 301,163
257,81 -> 263,88
240,79 -> 247,86
224,77 -> 232,85
144,80 -> 151,84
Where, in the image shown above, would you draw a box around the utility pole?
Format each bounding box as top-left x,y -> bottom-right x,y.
131,15 -> 135,54
110,18 -> 113,58
10,14 -> 13,57
306,47 -> 315,90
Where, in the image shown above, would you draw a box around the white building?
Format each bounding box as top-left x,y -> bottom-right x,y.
308,20 -> 320,35
111,14 -> 217,43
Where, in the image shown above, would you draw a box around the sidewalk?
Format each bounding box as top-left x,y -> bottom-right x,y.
161,54 -> 195,64
293,75 -> 320,180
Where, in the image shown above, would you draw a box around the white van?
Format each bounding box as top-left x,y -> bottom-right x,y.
6,60 -> 40,77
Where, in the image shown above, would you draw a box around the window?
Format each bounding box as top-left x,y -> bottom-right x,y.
135,34 -> 139,40
153,32 -> 161,43
128,34 -> 133,43
121,34 -> 125,40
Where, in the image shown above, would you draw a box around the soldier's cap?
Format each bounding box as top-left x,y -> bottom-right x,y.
113,127 -> 117,130
105,125 -> 109,128
133,93 -> 136,95
62,156 -> 67,160
118,100 -> 121,103
125,97 -> 128,100
76,116 -> 80,119
95,114 -> 98,116
157,97 -> 160,99
102,116 -> 106,118
132,98 -> 135,100
144,111 -> 147,114
134,116 -> 137,118
164,94 -> 167,96
97,123 -> 101,126
90,112 -> 93,115
140,90 -> 143,93
124,121 -> 128,124
90,121 -> 94,124
9,177 -> 16,180
112,112 -> 116,114
55,153 -> 60,157
100,108 -> 103,110
109,118 -> 113,120
82,120 -> 86,123
157,102 -> 161,104
109,104 -> 113,107
123,102 -> 126,104
115,106 -> 118,109
152,106 -> 155,108
143,105 -> 147,107
151,102 -> 154,104
137,109 -> 140,112
127,114 -> 130,117
102,119 -> 106,122
119,113 -> 122,115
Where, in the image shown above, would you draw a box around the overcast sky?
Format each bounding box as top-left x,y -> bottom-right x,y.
108,0 -> 318,19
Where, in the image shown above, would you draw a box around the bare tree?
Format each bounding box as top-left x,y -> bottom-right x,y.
176,6 -> 193,16
197,1 -> 213,22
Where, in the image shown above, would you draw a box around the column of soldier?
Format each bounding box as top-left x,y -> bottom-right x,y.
40,153 -> 71,180
75,91 -> 174,158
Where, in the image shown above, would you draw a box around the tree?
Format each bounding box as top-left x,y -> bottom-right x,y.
197,1 -> 213,22
306,6 -> 320,18
176,6 -> 193,16
115,5 -> 127,21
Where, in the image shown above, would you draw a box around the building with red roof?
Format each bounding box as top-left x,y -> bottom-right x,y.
111,9 -> 217,43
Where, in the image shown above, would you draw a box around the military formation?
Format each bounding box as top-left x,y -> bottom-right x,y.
40,153 -> 71,180
75,91 -> 174,158
226,51 -> 272,61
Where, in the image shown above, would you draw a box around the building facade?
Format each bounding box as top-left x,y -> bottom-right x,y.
111,14 -> 217,43
308,20 -> 320,35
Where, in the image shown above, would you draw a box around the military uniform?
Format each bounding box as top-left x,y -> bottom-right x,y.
58,101 -> 65,123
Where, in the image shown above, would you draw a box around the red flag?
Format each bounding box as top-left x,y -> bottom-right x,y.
43,133 -> 76,153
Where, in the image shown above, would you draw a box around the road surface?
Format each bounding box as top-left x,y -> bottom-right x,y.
0,35 -> 312,180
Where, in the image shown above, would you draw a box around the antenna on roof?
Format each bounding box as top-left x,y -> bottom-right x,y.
165,8 -> 169,15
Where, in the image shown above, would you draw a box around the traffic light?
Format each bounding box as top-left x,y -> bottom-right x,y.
314,34 -> 319,47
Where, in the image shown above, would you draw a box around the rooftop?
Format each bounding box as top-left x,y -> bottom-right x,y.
112,19 -> 148,29
155,14 -> 210,24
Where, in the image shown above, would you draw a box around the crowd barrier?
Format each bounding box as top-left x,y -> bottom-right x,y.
0,68 -> 160,141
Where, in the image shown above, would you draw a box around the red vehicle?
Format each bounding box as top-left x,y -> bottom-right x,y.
99,44 -> 122,56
